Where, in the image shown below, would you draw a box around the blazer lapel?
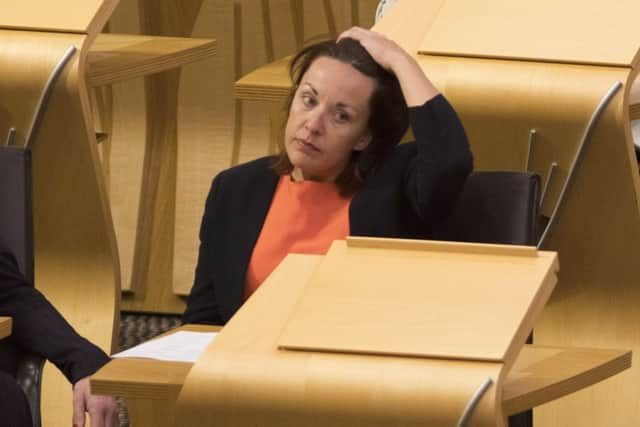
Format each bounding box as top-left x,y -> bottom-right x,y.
217,160 -> 279,322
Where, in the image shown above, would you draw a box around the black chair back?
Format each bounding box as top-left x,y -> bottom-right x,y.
434,171 -> 540,246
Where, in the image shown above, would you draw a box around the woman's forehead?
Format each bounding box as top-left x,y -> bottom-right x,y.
301,57 -> 375,107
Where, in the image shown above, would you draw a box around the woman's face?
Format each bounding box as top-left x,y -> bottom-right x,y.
284,56 -> 375,182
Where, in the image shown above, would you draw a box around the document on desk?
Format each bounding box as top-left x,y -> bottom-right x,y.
632,120 -> 640,148
113,331 -> 218,362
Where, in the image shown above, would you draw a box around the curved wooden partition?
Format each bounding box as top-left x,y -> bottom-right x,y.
0,1 -> 120,423
30,34 -> 120,426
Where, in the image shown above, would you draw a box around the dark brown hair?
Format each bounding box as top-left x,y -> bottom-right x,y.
271,37 -> 409,196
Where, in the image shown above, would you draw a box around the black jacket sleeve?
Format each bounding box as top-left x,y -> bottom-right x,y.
183,172 -> 225,325
404,94 -> 473,224
0,247 -> 110,384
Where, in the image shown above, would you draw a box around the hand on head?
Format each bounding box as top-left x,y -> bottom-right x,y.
338,26 -> 408,72
72,376 -> 119,427
338,26 -> 439,107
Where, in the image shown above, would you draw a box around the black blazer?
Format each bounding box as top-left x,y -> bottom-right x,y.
184,95 -> 473,325
0,245 -> 109,383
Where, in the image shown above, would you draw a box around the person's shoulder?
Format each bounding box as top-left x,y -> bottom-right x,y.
221,156 -> 275,179
390,140 -> 417,159
211,156 -> 278,192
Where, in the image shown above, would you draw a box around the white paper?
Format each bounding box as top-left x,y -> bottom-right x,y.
112,331 -> 218,363
632,119 -> 640,148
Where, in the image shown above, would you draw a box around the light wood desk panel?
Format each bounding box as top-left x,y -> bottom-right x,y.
420,0 -> 640,67
0,317 -> 11,339
1,0 -> 117,34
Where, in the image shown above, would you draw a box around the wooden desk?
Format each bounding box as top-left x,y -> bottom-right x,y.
0,316 -> 11,339
92,329 -> 630,421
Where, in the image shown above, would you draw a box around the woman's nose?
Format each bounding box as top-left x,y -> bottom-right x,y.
304,109 -> 324,135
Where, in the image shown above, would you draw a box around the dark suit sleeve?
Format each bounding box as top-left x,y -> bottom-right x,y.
404,94 -> 473,223
0,248 -> 109,384
183,172 -> 225,325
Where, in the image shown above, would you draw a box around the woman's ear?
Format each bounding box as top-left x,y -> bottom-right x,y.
353,131 -> 372,151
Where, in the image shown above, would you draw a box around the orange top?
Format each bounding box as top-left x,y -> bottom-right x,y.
244,175 -> 351,299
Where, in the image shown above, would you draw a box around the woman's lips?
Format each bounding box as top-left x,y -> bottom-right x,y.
295,138 -> 320,153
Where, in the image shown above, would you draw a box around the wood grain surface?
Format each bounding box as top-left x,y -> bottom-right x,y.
177,253 -> 505,427
0,317 -> 11,339
0,0 -> 118,35
420,0 -> 640,67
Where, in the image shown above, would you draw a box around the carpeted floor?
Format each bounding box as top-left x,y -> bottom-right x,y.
117,312 -> 183,427
118,313 -> 183,352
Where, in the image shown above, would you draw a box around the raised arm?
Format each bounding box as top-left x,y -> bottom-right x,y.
340,27 -> 472,224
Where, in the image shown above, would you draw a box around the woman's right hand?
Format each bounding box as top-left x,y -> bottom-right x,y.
338,27 -> 439,107
338,26 -> 408,72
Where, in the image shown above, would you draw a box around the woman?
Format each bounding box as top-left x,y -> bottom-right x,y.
184,27 -> 473,325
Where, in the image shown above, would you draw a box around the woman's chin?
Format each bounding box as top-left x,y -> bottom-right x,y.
288,152 -> 314,171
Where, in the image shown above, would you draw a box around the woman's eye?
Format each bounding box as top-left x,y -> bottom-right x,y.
335,110 -> 350,123
301,94 -> 315,107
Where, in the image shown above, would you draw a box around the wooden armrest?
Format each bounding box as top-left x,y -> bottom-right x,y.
502,345 -> 631,415
87,34 -> 216,87
234,56 -> 293,102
